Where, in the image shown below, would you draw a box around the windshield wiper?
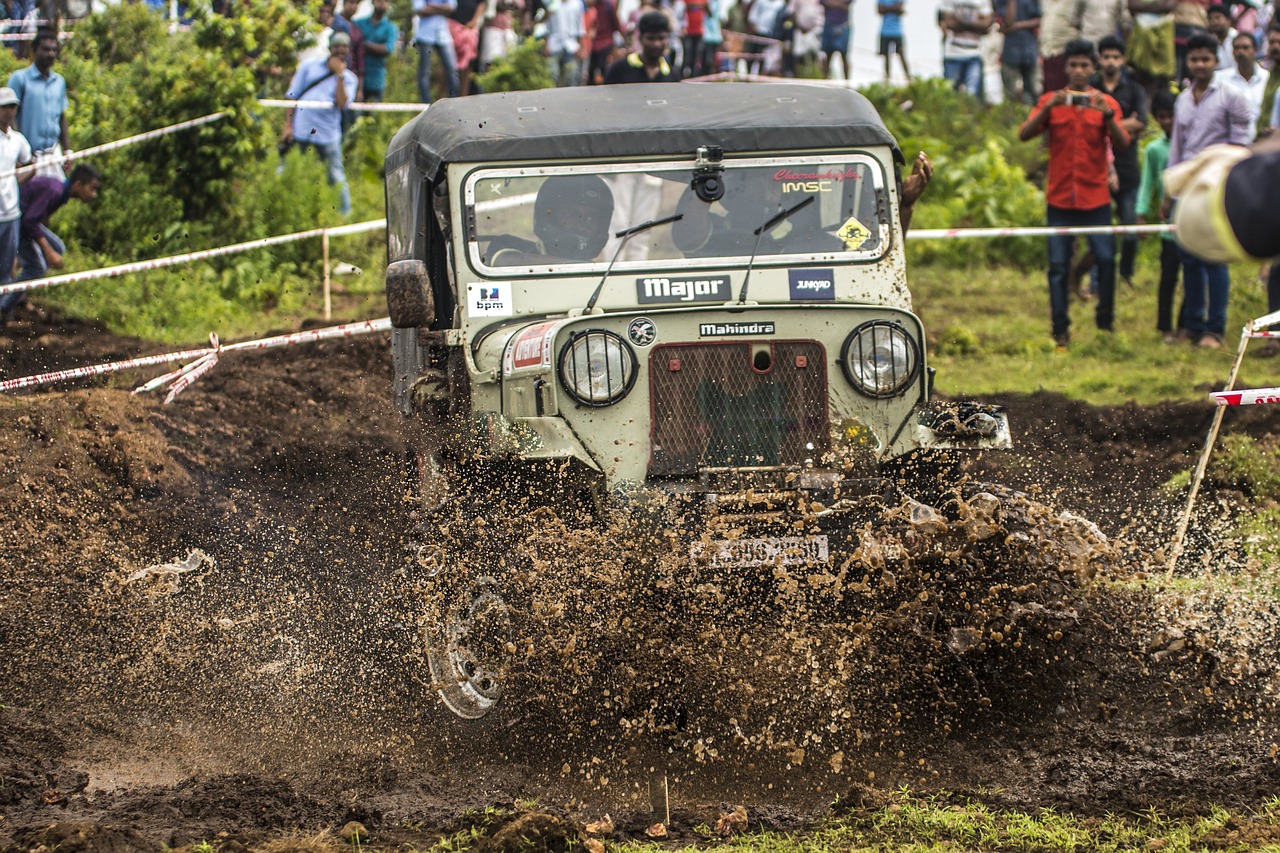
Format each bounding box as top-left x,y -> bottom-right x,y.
737,195 -> 815,305
583,212 -> 684,314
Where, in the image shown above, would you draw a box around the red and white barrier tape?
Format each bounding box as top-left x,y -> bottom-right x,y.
1211,387 -> 1280,406
1250,308 -> 1280,331
0,218 -> 385,297
907,224 -> 1175,239
260,98 -> 429,113
2,318 -> 393,401
0,111 -> 231,180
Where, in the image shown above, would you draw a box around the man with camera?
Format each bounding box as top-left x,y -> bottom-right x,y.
1019,38 -> 1129,351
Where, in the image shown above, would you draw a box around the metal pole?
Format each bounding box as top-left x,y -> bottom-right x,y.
1166,326 -> 1251,577
323,229 -> 332,321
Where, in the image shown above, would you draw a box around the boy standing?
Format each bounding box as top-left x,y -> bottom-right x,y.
877,0 -> 911,82
1164,32 -> 1253,347
1135,90 -> 1183,342
1019,39 -> 1129,350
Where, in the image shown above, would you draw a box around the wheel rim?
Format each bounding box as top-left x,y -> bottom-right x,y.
424,577 -> 512,719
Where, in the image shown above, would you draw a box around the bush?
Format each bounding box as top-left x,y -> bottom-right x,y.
474,38 -> 555,93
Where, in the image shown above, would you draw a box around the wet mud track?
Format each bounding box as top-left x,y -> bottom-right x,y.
2,314 -> 1280,850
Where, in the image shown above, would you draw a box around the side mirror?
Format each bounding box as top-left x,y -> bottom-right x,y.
386,259 -> 434,328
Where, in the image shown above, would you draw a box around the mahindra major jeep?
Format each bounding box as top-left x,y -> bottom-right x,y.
384,82 -> 1011,720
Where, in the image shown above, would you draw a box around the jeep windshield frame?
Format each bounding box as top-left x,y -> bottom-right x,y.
462,154 -> 890,278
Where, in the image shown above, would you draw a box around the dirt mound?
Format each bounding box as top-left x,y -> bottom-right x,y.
3,311 -> 1280,845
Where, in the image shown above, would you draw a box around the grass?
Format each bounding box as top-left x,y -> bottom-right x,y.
910,259 -> 1274,406
589,791 -> 1280,852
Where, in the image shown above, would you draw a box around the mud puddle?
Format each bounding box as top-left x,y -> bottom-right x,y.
2,313 -> 1280,849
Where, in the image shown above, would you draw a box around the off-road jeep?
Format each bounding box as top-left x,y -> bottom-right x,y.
384,83 -> 1011,720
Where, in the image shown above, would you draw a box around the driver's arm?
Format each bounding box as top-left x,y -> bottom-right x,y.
672,188 -> 715,253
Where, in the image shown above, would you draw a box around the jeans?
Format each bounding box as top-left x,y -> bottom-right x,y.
1113,185 -> 1137,281
548,48 -> 582,86
0,218 -> 23,317
1047,204 -> 1115,337
1000,61 -> 1039,104
944,56 -> 982,94
417,39 -> 460,103
297,140 -> 352,216
1156,239 -> 1185,333
1179,246 -> 1230,340
1269,260 -> 1280,324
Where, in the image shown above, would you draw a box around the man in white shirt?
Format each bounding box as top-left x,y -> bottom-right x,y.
1206,3 -> 1237,68
545,0 -> 586,86
1215,30 -> 1269,138
0,86 -> 32,299
941,0 -> 994,93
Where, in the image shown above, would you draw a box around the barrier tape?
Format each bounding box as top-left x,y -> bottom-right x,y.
1250,308 -> 1280,330
260,98 -> 429,113
0,218 -> 386,297
2,317 -> 393,399
907,224 -> 1175,239
0,111 -> 231,180
1211,388 -> 1280,406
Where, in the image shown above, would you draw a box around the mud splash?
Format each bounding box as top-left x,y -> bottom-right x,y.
2,315 -> 1280,848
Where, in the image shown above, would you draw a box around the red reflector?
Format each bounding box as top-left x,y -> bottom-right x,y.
669,359 -> 681,372
795,355 -> 808,368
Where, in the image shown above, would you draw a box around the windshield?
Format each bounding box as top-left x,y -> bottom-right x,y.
464,156 -> 889,276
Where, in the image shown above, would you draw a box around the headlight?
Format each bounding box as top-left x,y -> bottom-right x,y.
840,321 -> 920,398
558,330 -> 637,407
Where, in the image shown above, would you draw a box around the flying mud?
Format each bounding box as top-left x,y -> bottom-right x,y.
2,315 -> 1279,850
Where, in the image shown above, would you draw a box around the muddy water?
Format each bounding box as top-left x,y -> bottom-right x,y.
2,320 -> 1280,846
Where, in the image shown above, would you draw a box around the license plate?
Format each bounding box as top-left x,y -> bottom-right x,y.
690,535 -> 830,569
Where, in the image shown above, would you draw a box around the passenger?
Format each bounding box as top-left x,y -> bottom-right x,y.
489,174 -> 615,264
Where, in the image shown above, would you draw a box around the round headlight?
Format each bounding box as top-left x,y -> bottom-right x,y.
558,330 -> 637,407
840,321 -> 920,398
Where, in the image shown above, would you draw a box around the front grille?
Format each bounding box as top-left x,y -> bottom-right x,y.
648,341 -> 829,479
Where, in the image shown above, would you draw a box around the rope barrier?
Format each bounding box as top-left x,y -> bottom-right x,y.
0,111 -> 232,180
907,224 -> 1175,239
0,219 -> 385,297
260,98 -> 429,113
1,317 -> 393,400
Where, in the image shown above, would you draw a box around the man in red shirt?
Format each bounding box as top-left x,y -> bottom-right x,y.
1019,38 -> 1130,350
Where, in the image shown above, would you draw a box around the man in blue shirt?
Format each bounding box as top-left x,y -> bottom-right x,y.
281,33 -> 360,215
356,0 -> 400,102
0,164 -> 99,321
6,29 -> 68,174
413,0 -> 460,103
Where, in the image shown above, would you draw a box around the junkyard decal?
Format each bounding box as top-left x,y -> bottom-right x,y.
788,268 -> 835,300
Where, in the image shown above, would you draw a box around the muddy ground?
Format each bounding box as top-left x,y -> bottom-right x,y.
2,310 -> 1280,852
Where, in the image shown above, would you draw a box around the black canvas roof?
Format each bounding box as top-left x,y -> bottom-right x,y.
386,82 -> 900,178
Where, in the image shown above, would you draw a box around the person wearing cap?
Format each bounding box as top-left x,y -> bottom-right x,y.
281,32 -> 359,216
0,85 -> 32,320
0,164 -> 100,323
604,10 -> 680,81
6,29 -> 69,181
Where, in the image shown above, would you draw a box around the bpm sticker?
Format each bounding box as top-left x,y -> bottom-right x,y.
636,275 -> 729,304
467,281 -> 513,316
503,321 -> 558,375
788,268 -> 835,300
837,216 -> 872,250
699,321 -> 776,337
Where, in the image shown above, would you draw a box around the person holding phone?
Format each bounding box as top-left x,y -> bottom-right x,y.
1019,38 -> 1130,351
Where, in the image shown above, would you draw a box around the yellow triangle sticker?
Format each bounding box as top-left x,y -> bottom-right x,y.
837,216 -> 872,250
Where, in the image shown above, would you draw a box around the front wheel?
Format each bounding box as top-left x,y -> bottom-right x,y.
421,563 -> 514,720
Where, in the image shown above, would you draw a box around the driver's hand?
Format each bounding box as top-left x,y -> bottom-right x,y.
902,151 -> 932,206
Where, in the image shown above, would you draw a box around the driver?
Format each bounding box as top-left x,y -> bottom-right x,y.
489,175 -> 616,265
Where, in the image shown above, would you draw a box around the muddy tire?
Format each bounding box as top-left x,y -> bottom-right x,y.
419,555 -> 515,720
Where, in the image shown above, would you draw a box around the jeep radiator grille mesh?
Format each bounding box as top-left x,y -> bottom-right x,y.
648,342 -> 829,478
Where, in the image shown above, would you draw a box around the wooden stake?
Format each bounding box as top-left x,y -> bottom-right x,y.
1166,327 -> 1251,577
323,229 -> 332,321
